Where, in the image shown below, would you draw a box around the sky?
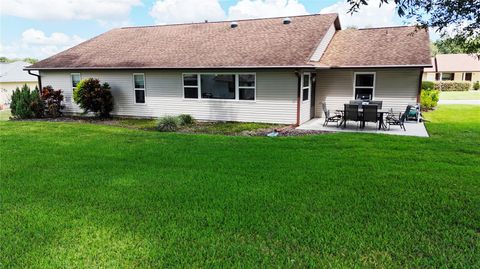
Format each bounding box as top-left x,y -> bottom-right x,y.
0,0 -> 420,60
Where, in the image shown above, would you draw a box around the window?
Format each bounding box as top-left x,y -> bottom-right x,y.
464,72 -> 472,81
238,74 -> 255,100
354,73 -> 375,100
71,73 -> 81,88
133,73 -> 145,104
183,74 -> 199,98
302,73 -> 310,101
441,72 -> 454,81
183,73 -> 256,101
201,74 -> 235,99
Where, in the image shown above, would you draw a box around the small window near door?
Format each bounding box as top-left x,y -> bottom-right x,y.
133,73 -> 145,104
441,73 -> 454,81
302,73 -> 310,101
354,73 -> 375,100
71,73 -> 81,88
465,72 -> 472,81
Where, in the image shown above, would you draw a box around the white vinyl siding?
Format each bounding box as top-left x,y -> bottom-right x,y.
316,68 -> 420,117
40,69 -> 299,124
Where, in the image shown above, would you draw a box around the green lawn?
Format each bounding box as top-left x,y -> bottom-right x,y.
440,91 -> 480,100
1,106 -> 479,268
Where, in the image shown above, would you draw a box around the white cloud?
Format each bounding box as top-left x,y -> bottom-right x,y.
228,0 -> 308,20
150,0 -> 226,24
320,0 -> 398,28
0,0 -> 141,25
0,29 -> 85,59
149,0 -> 308,24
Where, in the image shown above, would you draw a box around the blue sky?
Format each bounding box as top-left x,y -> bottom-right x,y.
1,0 -> 411,60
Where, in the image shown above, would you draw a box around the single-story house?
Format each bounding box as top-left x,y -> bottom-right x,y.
1,61 -> 38,106
26,13 -> 431,125
423,54 -> 480,84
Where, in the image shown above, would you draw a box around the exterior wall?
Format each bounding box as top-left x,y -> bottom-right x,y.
0,82 -> 38,105
422,72 -> 436,81
40,69 -> 299,124
422,71 -> 480,84
315,68 -> 421,117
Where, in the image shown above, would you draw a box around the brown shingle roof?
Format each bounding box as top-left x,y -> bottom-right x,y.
317,26 -> 431,67
28,14 -> 338,69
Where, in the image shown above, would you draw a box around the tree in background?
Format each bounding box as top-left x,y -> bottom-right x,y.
347,0 -> 480,55
0,57 -> 39,64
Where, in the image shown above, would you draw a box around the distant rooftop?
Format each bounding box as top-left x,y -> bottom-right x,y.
0,61 -> 38,83
424,54 -> 480,72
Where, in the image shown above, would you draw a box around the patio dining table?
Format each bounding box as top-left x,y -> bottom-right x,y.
336,108 -> 390,130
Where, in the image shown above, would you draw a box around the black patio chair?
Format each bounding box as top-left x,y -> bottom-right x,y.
349,100 -> 363,106
343,104 -> 360,128
385,106 -> 409,131
362,104 -> 379,129
322,102 -> 342,126
369,100 -> 383,109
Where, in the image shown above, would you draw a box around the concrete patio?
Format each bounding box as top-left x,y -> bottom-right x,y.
297,118 -> 429,137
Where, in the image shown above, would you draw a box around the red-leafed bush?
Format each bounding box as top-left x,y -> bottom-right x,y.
73,78 -> 114,118
41,86 -> 64,118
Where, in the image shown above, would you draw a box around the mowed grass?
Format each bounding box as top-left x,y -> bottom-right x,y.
440,91 -> 480,100
0,106 -> 479,268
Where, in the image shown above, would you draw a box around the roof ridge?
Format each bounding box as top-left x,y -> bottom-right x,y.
356,25 -> 416,30
120,13 -> 338,29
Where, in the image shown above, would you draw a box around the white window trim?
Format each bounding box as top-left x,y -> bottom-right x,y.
133,73 -> 146,105
182,72 -> 256,102
301,72 -> 311,102
70,73 -> 81,103
353,72 -> 376,100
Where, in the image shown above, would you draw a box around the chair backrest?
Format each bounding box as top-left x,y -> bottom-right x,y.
344,104 -> 359,121
321,102 -> 330,118
349,100 -> 363,106
400,105 -> 412,122
369,100 -> 383,109
363,105 -> 378,122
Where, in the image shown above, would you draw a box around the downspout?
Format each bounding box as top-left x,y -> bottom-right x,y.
27,70 -> 42,90
294,70 -> 301,126
417,68 -> 424,103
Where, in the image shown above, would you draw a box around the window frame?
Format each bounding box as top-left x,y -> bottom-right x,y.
182,72 -> 256,101
464,72 -> 472,81
301,72 -> 311,102
353,72 -> 376,100
441,72 -> 454,81
133,73 -> 146,105
70,73 -> 81,103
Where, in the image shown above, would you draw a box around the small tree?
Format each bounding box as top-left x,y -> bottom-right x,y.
73,78 -> 114,118
10,84 -> 43,119
41,86 -> 64,118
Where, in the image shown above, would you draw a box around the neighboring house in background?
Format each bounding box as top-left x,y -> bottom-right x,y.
423,54 -> 480,84
26,13 -> 431,125
0,61 -> 38,106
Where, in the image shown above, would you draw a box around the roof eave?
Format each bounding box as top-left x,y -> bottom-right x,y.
24,65 -> 321,71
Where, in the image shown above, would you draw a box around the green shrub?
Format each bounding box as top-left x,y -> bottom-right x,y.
41,86 -> 64,118
434,81 -> 471,91
178,114 -> 195,125
421,81 -> 435,90
10,84 -> 44,119
157,116 -> 179,132
420,89 -> 440,111
73,78 -> 113,118
473,81 -> 480,91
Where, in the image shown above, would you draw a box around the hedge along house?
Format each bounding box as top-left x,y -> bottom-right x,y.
25,13 -> 431,125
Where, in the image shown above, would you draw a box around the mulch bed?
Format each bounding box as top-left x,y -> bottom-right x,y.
11,117 -> 332,136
